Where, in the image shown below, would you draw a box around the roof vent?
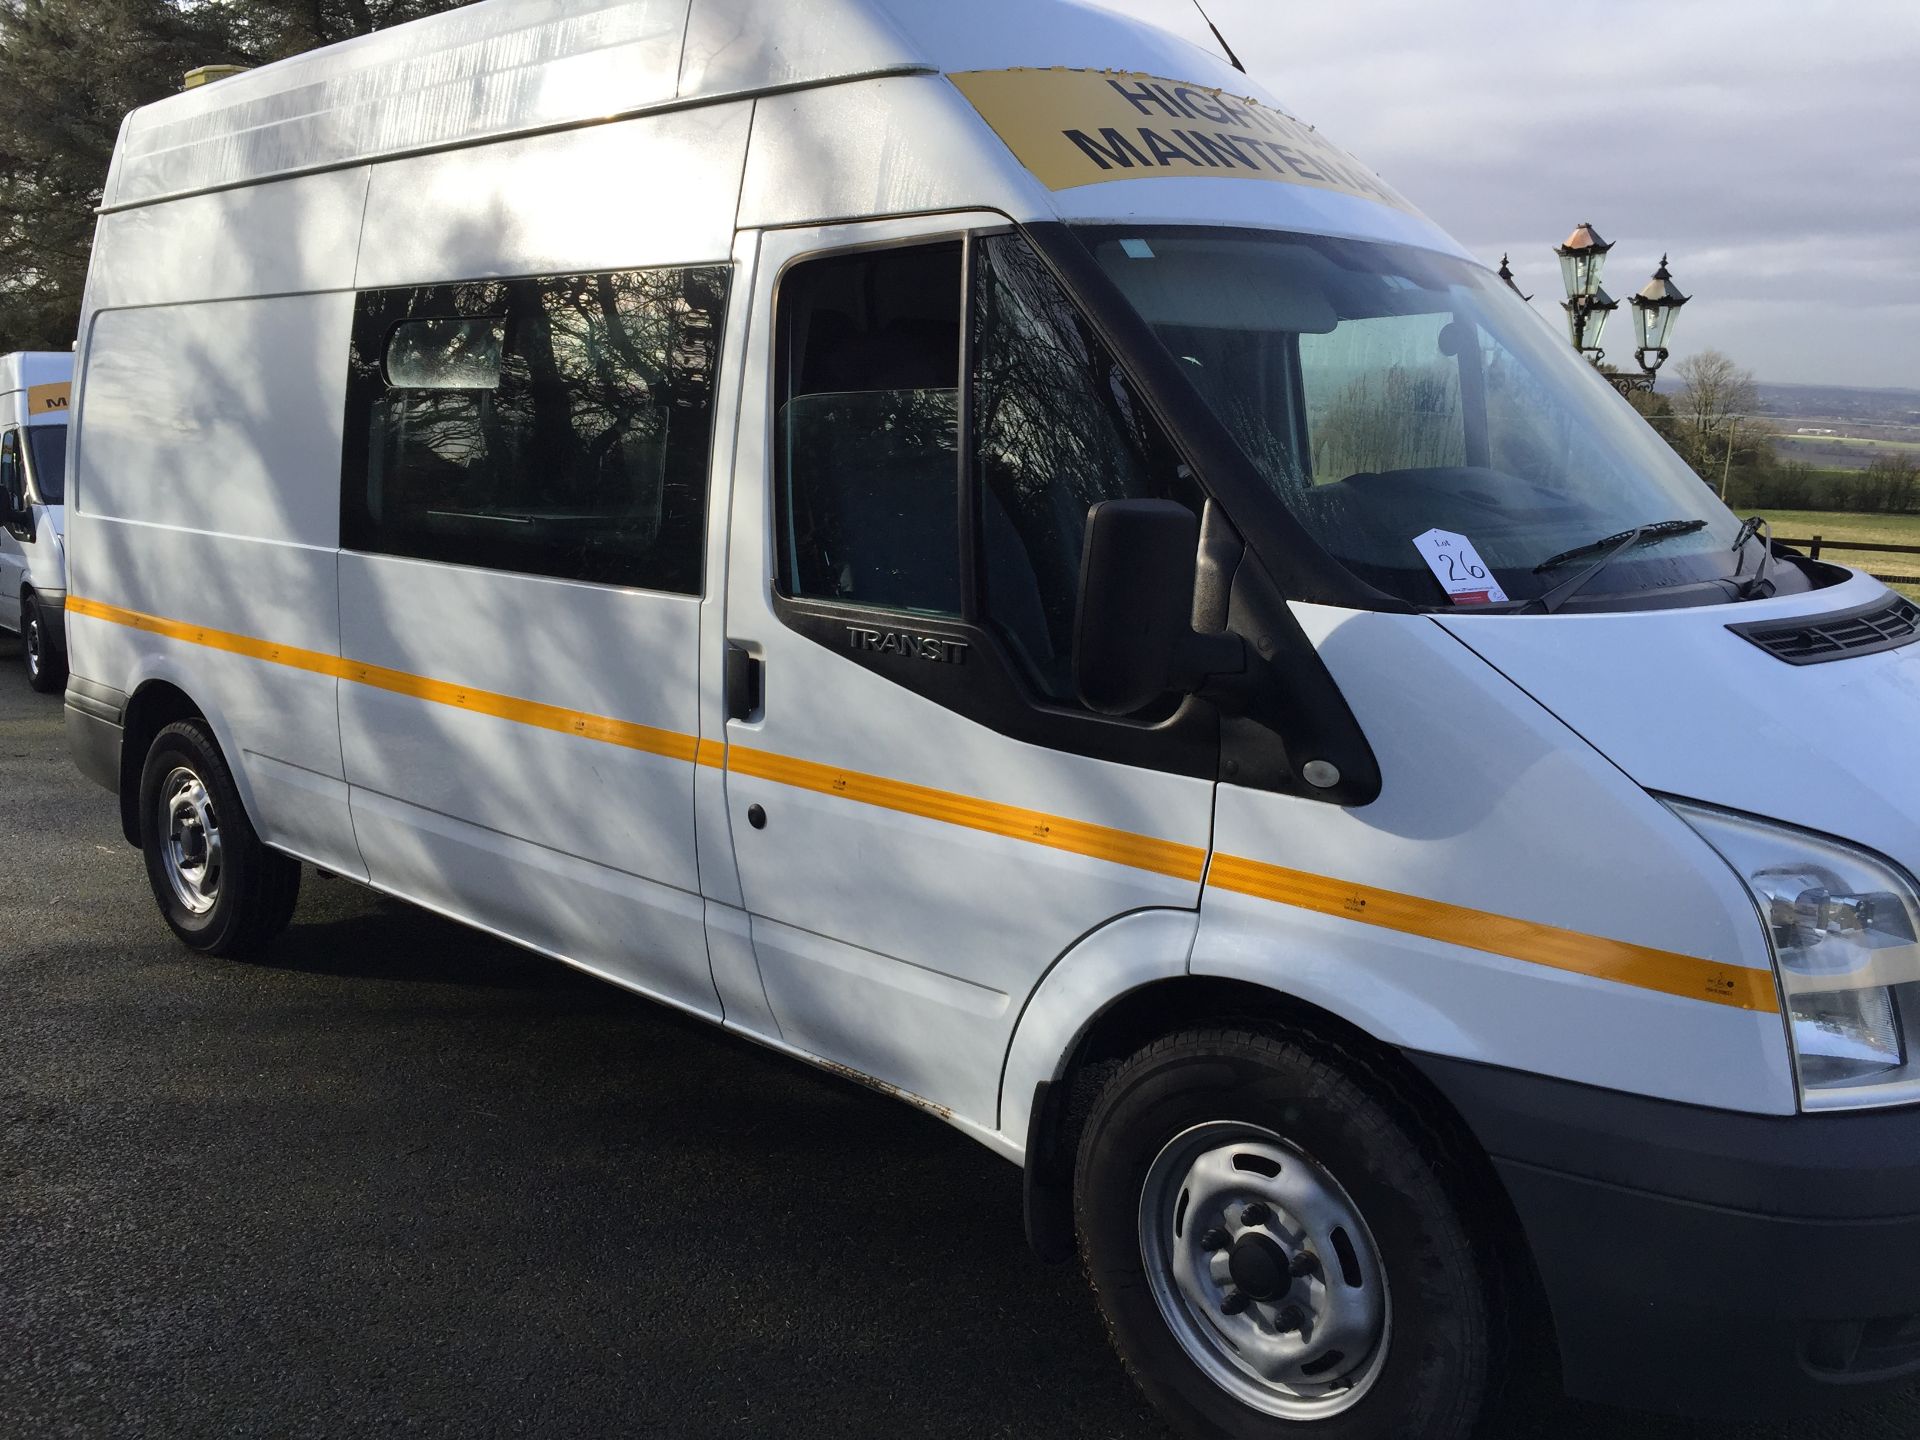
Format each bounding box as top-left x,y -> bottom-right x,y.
183,65 -> 250,91
1729,593 -> 1920,666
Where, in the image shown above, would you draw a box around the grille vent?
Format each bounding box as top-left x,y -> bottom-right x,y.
1730,593 -> 1920,665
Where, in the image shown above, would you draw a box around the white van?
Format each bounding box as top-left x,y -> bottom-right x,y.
0,351 -> 74,691
61,2 -> 1920,1435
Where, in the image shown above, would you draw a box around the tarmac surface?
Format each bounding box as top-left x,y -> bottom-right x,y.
3,645 -> 1917,1439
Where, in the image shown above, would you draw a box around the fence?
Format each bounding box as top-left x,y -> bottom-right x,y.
1777,537 -> 1920,588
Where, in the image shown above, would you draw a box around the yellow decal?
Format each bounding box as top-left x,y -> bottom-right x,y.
949,68 -> 1410,208
27,382 -> 71,416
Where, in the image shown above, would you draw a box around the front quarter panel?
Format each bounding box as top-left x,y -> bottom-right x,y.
1196,607 -> 1796,1115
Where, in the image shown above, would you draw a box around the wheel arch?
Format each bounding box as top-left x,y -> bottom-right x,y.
1017,966 -> 1546,1352
117,677 -> 211,846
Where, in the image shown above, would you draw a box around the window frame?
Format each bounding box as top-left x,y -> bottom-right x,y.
339,262 -> 731,598
769,233 -> 977,621
761,224 -> 1226,777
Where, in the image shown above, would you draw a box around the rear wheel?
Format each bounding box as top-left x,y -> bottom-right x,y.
139,718 -> 300,955
1075,1027 -> 1500,1440
22,595 -> 64,693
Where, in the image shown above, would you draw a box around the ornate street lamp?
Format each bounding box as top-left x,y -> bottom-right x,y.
1545,222 -> 1689,395
1629,254 -> 1689,379
1557,222 -> 1617,359
1556,222 -> 1612,302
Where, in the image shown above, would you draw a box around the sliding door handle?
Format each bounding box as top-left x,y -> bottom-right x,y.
725,644 -> 764,723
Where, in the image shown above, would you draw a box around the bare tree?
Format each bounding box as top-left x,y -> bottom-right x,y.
1669,348 -> 1764,482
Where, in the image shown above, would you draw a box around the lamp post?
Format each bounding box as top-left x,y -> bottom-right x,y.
1629,254 -> 1690,384
1552,223 -> 1689,395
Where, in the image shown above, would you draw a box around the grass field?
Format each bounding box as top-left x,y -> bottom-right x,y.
1762,508 -> 1920,594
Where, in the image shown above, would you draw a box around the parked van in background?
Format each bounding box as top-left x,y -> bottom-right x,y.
59,2 -> 1920,1436
0,351 -> 74,692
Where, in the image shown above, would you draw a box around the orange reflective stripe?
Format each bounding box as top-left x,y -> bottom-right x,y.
66,594 -> 347,679
70,594 -> 1774,1012
1207,854 -> 1779,1013
334,656 -> 699,764
66,595 -> 1201,880
727,744 -> 1208,882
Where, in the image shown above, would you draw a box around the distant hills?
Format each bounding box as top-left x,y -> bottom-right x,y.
1755,382 -> 1920,426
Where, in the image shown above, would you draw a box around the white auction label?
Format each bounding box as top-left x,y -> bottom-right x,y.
1412,528 -> 1508,605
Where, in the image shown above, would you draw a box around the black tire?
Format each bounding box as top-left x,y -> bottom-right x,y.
138,718 -> 301,956
22,595 -> 64,694
1075,1027 -> 1501,1440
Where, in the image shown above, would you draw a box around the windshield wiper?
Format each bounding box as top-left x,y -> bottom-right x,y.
1527,518 -> 1709,614
1731,515 -> 1777,599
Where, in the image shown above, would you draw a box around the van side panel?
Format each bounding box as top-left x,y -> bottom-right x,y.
336,560 -> 715,1014
353,104 -> 752,292
86,169 -> 371,310
70,289 -> 364,877
81,296 -> 352,545
736,76 -> 1050,230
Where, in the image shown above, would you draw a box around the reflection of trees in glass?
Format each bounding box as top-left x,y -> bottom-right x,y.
973,236 -> 1195,690
357,265 -> 726,592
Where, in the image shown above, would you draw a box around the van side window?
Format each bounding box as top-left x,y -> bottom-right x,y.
972,235 -> 1202,703
342,266 -> 729,593
775,244 -> 963,616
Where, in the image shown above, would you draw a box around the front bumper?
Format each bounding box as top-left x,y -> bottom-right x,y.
1413,1052 -> 1920,1418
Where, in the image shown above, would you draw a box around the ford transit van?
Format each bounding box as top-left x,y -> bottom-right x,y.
0,351 -> 74,691
61,2 -> 1920,1435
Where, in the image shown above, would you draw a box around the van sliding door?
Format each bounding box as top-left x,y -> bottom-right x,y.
334,264 -> 730,1017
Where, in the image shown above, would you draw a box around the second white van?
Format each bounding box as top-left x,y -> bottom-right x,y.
0,350 -> 74,691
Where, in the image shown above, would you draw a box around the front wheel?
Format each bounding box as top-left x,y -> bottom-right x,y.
1075,1028 -> 1502,1440
139,718 -> 301,955
22,595 -> 65,693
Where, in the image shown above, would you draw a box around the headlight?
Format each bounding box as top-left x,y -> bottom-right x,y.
1670,801 -> 1920,1109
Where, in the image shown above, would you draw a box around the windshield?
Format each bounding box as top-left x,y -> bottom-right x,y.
1085,227 -> 1745,610
25,424 -> 66,505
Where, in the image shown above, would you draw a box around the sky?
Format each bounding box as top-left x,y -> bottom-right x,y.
1095,0 -> 1920,391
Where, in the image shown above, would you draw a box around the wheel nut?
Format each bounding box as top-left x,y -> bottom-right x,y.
1199,1228 -> 1230,1253
1289,1252 -> 1320,1278
1240,1202 -> 1272,1228
1219,1289 -> 1250,1316
1277,1305 -> 1307,1334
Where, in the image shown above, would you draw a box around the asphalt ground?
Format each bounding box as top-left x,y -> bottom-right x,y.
3,646 -> 1917,1439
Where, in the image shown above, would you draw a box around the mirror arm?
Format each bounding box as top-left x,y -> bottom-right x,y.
1176,630 -> 1251,708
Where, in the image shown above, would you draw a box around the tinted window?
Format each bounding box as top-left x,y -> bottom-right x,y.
25,426 -> 66,505
972,235 -> 1202,701
343,266 -> 728,593
776,244 -> 963,616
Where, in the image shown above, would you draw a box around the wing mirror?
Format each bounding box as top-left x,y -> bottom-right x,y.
1073,499 -> 1246,716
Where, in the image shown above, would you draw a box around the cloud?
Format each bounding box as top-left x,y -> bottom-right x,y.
1091,0 -> 1920,388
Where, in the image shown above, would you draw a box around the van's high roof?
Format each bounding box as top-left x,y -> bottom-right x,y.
105,0 -> 1243,211
0,351 -> 74,407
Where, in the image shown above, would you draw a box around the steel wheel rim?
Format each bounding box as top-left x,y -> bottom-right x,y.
1139,1121 -> 1391,1420
23,612 -> 41,677
159,765 -> 222,916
